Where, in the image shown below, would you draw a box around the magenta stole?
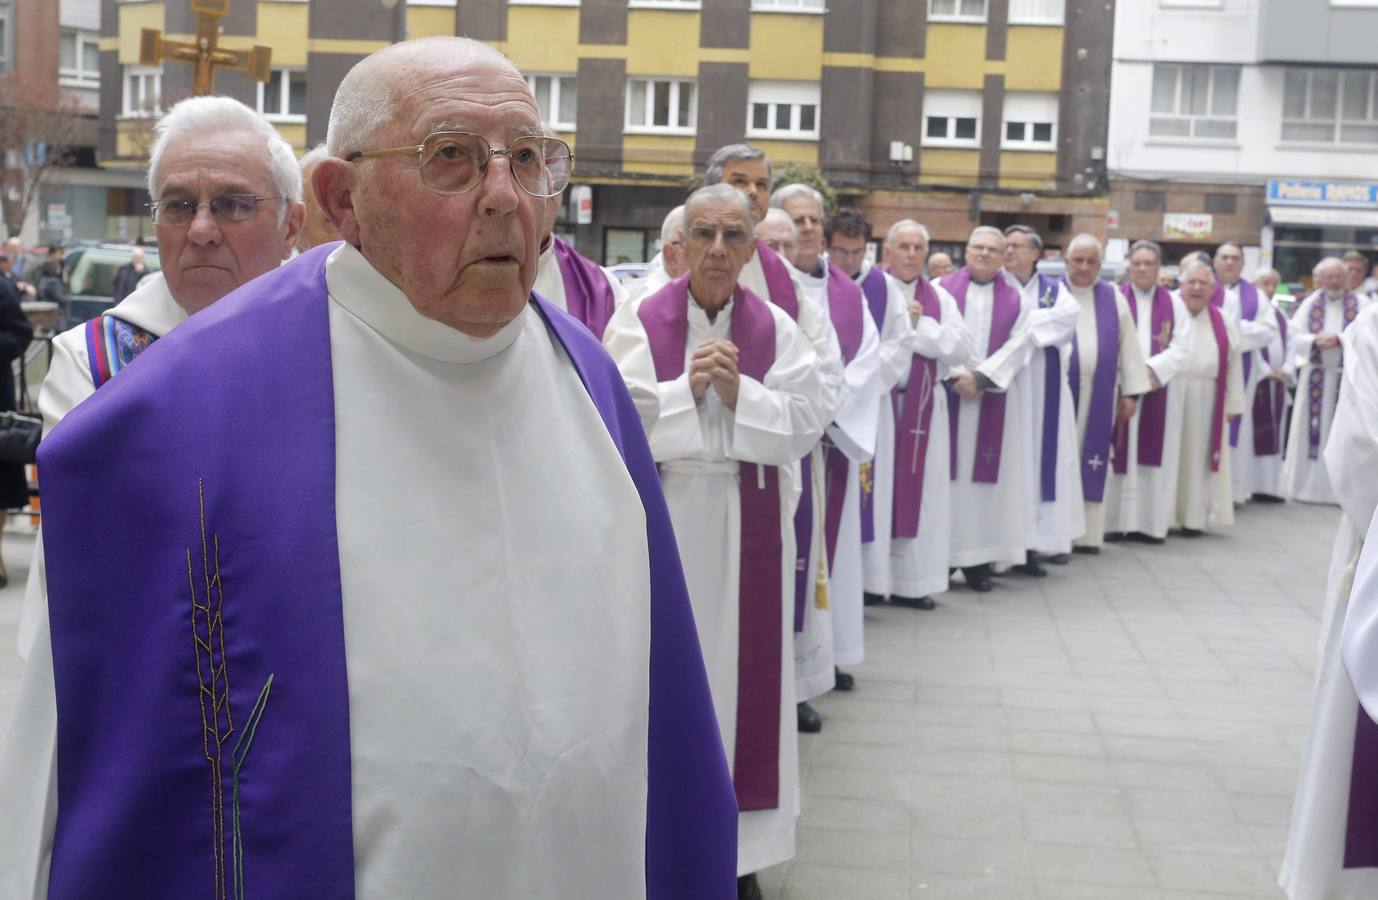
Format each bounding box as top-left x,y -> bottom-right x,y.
1113,283 -> 1175,472
856,265 -> 889,542
1204,305 -> 1230,473
892,277 -> 942,539
1252,308 -> 1288,456
821,263 -> 866,571
551,236 -> 618,339
940,269 -> 1021,483
1068,281 -> 1121,502
638,274 -> 783,812
1211,279 -> 1259,448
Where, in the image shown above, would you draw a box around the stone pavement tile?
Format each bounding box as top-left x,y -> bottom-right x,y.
1020,809 -> 1139,849
825,698 -> 921,724
1070,658 -> 1158,680
912,703 -> 1006,729
1095,713 -> 1190,739
1082,675 -> 1172,700
859,679 -> 918,702
1086,694 -> 1179,718
1102,734 -> 1207,764
1001,689 -> 1091,713
777,863 -> 908,900
912,724 -> 1011,753
1005,708 -> 1098,735
1149,851 -> 1282,896
1026,842 -> 1158,888
1134,817 -> 1261,856
813,717 -> 913,746
801,794 -> 911,832
912,684 -> 1002,707
1036,881 -> 1167,899
1006,729 -> 1106,759
1017,779 -> 1128,816
1009,752 -> 1113,785
1210,765 -> 1299,797
1228,792 -> 1294,827
807,740 -> 920,773
909,873 -> 1037,899
794,825 -> 909,869
808,765 -> 912,801
909,748 -> 1015,778
1246,823 -> 1290,861
1110,759 -> 1220,792
909,834 -> 1030,879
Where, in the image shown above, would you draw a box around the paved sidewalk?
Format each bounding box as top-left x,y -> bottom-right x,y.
761,499 -> 1340,899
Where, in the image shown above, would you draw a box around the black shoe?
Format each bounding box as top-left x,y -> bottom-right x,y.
797,701 -> 822,733
863,591 -> 887,607
1046,553 -> 1071,565
962,565 -> 995,592
738,874 -> 764,900
1127,531 -> 1166,545
1105,531 -> 1126,543
834,667 -> 855,691
892,593 -> 937,610
1073,545 -> 1100,555
1253,493 -> 1286,504
1179,527 -> 1205,538
1013,562 -> 1048,577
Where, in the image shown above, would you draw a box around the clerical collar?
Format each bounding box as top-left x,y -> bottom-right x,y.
325,243 -> 525,364
1005,269 -> 1036,288
810,259 -> 826,279
969,274 -> 997,286
688,290 -> 733,324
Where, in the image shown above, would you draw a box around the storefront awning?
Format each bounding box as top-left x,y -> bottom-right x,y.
1268,205 -> 1378,228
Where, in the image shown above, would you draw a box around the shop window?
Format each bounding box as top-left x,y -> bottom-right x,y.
1135,191 -> 1166,212
1204,193 -> 1237,215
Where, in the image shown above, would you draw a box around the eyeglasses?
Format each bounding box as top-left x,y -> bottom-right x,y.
346,132 -> 574,199
687,225 -> 751,246
148,194 -> 281,226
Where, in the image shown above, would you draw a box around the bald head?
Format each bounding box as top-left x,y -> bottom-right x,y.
661,205 -> 688,279
297,144 -> 342,251
755,208 -> 799,262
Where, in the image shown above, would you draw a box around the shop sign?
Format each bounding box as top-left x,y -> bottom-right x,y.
570,185 -> 593,225
1163,213 -> 1213,240
1267,179 -> 1378,208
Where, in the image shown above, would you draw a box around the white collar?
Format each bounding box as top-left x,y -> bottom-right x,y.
106,271 -> 187,337
325,243 -> 525,365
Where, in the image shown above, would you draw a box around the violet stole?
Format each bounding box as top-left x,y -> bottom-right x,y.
1068,281 -> 1121,502
638,274 -> 784,812
1306,291 -> 1360,460
1345,707 -> 1378,868
941,268 -> 1021,483
857,265 -> 889,543
1211,280 -> 1258,447
756,244 -> 799,319
821,263 -> 865,571
552,236 -> 619,339
1113,283 -> 1173,473
1034,274 -> 1063,503
1252,309 -> 1288,457
1206,304 -> 1230,473
892,277 -> 943,539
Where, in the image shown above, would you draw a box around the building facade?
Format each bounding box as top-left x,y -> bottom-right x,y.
1108,0 -> 1378,285
95,0 -> 1112,262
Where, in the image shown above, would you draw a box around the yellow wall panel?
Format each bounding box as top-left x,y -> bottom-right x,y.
751,139 -> 818,169
997,151 -> 1057,189
117,2 -> 164,64
622,133 -> 695,176
626,11 -> 702,77
1004,27 -> 1063,92
917,148 -> 980,186
274,122 -> 308,151
505,8 -> 581,73
749,14 -> 824,80
407,6 -> 456,40
922,24 -> 987,90
257,3 -> 309,66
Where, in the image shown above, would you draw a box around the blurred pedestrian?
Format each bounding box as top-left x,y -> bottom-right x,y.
111,246 -> 149,304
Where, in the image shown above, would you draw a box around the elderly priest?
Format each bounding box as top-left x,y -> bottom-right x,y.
0,38 -> 736,900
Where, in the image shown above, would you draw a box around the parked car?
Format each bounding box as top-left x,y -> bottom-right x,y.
63,243 -> 162,323
607,262 -> 649,287
1036,257 -> 1122,283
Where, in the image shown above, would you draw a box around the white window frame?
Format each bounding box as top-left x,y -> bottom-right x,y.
0,4 -> 14,73
526,73 -> 577,131
1282,68 -> 1378,146
627,0 -> 701,9
59,29 -> 101,89
256,68 -> 307,123
751,0 -> 826,12
1001,92 -> 1058,150
746,80 -> 820,141
624,78 -> 697,136
508,0 -> 580,6
1008,0 -> 1064,24
1149,63 -> 1239,142
1158,0 -> 1223,7
120,65 -> 162,119
928,0 -> 988,23
922,89 -> 982,149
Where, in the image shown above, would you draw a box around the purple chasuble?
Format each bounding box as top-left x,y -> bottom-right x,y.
941,268 -> 1020,484
1032,274 -> 1064,502
1212,279 -> 1259,447
638,274 -> 785,813
551,235 -> 618,340
1205,304 -> 1230,473
1068,281 -> 1121,503
892,277 -> 942,539
822,263 -> 865,570
1306,291 -> 1361,460
1346,708 -> 1378,867
857,265 -> 888,542
40,243 -> 737,899
1113,283 -> 1174,472
1253,309 -> 1288,457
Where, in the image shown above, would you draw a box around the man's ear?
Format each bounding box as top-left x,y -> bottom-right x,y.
314,159 -> 361,247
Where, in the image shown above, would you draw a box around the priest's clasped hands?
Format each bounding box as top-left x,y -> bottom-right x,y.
691,338 -> 741,408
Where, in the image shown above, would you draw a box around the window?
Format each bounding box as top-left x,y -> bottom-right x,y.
257,68 -> 307,122
627,0 -> 700,7
527,74 -> 577,130
752,0 -> 825,10
1134,191 -> 1166,212
922,89 -> 981,148
1149,63 -> 1239,140
929,0 -> 987,21
1002,92 -> 1058,149
1283,68 -> 1378,145
1204,192 -> 1237,215
0,4 -> 9,73
60,29 -> 101,88
625,78 -> 696,134
1159,0 -> 1222,6
1008,0 -> 1063,23
746,80 -> 820,140
121,66 -> 162,118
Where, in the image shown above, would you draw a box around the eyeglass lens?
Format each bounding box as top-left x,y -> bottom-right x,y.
153,195 -> 263,226
421,134 -> 572,197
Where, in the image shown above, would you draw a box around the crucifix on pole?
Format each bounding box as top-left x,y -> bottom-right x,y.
139,0 -> 272,97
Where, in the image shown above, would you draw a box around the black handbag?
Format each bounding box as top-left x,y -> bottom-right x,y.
0,352 -> 42,465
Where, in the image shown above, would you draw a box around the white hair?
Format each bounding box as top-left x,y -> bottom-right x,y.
1315,256 -> 1346,277
886,218 -> 929,247
969,225 -> 1006,246
758,207 -> 799,241
1254,267 -> 1280,282
684,183 -> 753,226
1180,257 -> 1215,280
769,183 -> 824,214
148,96 -> 302,223
704,144 -> 771,188
1066,232 -> 1103,257
298,142 -> 331,173
660,205 -> 685,245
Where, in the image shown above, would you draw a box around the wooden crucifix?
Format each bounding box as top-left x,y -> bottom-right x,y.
139,0 -> 272,97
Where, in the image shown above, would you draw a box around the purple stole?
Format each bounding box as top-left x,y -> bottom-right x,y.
941,268 -> 1020,483
892,277 -> 942,539
858,265 -> 889,542
1306,291 -> 1361,460
1032,274 -> 1064,502
1347,709 -> 1378,867
1253,308 -> 1288,457
638,274 -> 784,813
1206,305 -> 1230,472
1212,279 -> 1259,448
1068,281 -> 1121,502
1113,283 -> 1174,473
551,236 -> 618,339
821,263 -> 865,571
756,244 -> 799,319
40,244 -> 738,899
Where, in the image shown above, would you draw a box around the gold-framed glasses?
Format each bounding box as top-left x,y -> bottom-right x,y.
346,131 -> 574,198
148,194 -> 281,226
